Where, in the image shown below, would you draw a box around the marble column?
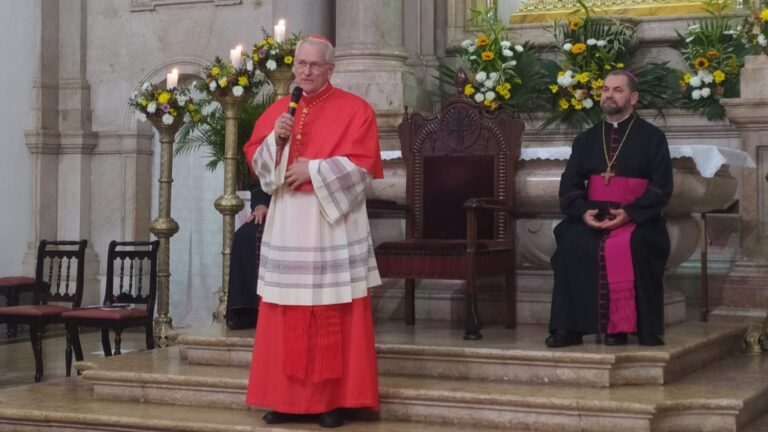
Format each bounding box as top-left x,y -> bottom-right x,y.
334,0 -> 432,150
272,0 -> 334,41
403,0 -> 445,112
715,55 -> 768,320
24,0 -> 99,305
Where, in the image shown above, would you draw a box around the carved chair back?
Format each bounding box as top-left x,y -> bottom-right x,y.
34,240 -> 88,307
399,97 -> 522,243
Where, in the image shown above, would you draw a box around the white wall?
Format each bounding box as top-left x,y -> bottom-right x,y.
0,0 -> 39,275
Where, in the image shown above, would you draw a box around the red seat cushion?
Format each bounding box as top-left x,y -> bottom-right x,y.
62,308 -> 147,320
0,277 -> 36,288
0,305 -> 70,317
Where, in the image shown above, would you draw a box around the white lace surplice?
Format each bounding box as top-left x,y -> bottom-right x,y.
251,132 -> 381,306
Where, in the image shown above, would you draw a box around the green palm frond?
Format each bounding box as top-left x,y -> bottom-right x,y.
174,94 -> 274,188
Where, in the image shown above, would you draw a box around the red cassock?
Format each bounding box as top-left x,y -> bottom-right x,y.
245,299 -> 380,413
243,84 -> 382,413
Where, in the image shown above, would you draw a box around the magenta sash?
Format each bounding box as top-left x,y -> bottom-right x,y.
588,175 -> 648,334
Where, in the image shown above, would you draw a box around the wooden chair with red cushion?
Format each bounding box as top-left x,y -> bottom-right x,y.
63,240 -> 158,377
0,276 -> 39,338
372,76 -> 524,340
0,240 -> 88,382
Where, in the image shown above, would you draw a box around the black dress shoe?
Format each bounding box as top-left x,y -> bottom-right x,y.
638,335 -> 665,346
318,409 -> 345,428
262,411 -> 295,424
604,333 -> 628,346
545,330 -> 583,348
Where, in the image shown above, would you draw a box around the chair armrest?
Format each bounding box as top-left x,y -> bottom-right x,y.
367,199 -> 410,217
463,197 -> 514,213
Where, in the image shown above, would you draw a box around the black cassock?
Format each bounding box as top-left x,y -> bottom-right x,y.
549,114 -> 673,339
226,182 -> 271,330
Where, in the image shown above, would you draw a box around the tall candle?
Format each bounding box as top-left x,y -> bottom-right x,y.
230,45 -> 243,68
166,68 -> 179,90
274,19 -> 286,43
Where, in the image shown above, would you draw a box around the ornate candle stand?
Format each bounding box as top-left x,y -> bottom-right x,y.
211,91 -> 250,323
266,66 -> 294,98
148,115 -> 183,348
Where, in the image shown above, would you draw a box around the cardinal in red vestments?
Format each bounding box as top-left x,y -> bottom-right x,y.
243,35 -> 383,428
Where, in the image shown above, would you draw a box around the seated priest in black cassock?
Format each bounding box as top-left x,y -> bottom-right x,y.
546,70 -> 673,348
226,180 -> 271,330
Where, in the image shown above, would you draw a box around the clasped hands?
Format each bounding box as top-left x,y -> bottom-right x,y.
274,114 -> 310,190
582,208 -> 630,231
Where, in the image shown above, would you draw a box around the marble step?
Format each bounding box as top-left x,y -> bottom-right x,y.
178,320 -> 746,387
0,380 -> 509,432
76,347 -> 768,432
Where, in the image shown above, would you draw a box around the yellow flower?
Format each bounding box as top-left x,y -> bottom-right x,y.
284,55 -> 293,65
266,37 -> 275,45
140,98 -> 148,107
169,109 -> 177,116
186,103 -> 196,111
481,51 -> 495,61
218,77 -> 228,88
569,18 -> 584,30
557,71 -> 565,78
713,70 -> 726,84
558,98 -> 569,110
258,40 -> 268,48
571,98 -> 583,110
496,84 -> 511,100
575,72 -> 590,84
476,35 -> 490,46
570,43 -> 587,54
760,8 -> 768,21
616,63 -> 624,69
464,84 -> 475,96
192,113 -> 202,122
211,66 -> 221,77
706,49 -> 720,59
682,72 -> 692,83
238,76 -> 249,86
604,64 -> 612,70
549,84 -> 560,93
483,99 -> 500,110
157,91 -> 171,104
590,79 -> 603,89
694,56 -> 710,70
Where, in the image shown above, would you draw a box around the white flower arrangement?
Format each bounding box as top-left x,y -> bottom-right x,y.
128,82 -> 200,126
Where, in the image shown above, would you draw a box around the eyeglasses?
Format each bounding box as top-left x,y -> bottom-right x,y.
293,60 -> 329,72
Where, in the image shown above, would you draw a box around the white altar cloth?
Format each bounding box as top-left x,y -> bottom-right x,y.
381,145 -> 754,179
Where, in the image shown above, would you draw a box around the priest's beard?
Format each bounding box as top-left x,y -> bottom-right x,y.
600,99 -> 631,117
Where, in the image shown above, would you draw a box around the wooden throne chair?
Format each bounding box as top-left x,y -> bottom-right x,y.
373,74 -> 524,340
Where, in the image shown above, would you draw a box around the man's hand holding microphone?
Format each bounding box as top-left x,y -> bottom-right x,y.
275,87 -> 309,190
275,86 -> 303,146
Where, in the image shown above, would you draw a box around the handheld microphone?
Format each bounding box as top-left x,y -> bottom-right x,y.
287,86 -> 303,116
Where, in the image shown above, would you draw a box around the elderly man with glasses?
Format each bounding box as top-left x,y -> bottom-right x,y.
243,35 -> 383,428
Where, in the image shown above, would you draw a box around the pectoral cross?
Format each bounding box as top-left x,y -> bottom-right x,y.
601,167 -> 615,184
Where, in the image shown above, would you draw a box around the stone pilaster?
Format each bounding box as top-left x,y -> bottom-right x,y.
333,0 -> 432,150
272,0 -> 334,41
714,55 -> 768,320
24,0 -> 99,304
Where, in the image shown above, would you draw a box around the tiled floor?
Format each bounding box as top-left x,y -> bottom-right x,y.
0,324 -> 147,389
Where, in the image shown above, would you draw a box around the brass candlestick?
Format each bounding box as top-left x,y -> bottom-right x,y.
266,66 -> 294,98
148,115 -> 183,348
212,92 -> 248,323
